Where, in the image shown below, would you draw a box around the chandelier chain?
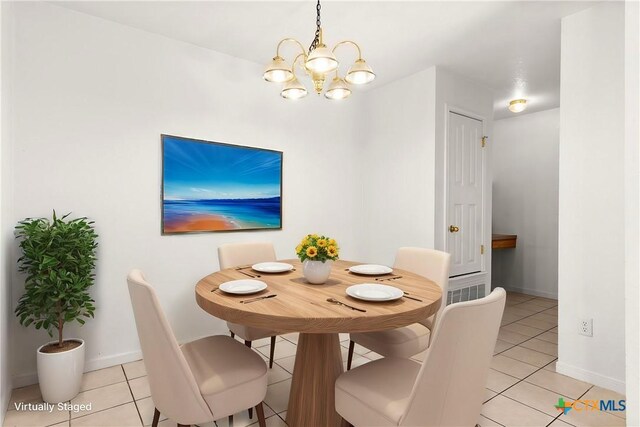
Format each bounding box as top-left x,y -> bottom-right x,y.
309,0 -> 322,53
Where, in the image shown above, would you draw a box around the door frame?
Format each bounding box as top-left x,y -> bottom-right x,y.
439,104 -> 491,283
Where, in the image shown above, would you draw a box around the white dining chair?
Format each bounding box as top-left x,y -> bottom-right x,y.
335,287 -> 506,427
347,247 -> 451,367
127,270 -> 268,427
218,242 -> 281,370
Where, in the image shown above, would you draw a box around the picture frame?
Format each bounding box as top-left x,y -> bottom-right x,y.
161,134 -> 283,234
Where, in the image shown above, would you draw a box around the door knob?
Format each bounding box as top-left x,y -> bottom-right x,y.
449,225 -> 460,233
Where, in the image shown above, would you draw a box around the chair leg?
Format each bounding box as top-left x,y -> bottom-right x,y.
245,340 -> 252,348
228,415 -> 233,427
269,336 -> 276,369
248,407 -> 253,419
347,340 -> 355,370
230,331 -> 235,339
256,402 -> 266,427
152,408 -> 160,427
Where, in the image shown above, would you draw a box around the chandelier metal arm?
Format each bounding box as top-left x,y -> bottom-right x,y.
263,0 -> 374,100
275,38 -> 308,59
291,53 -> 306,75
331,40 -> 363,61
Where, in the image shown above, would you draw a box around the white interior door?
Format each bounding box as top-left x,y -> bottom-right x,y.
447,111 -> 484,277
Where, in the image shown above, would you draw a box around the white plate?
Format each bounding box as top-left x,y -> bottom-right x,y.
348,264 -> 393,276
252,262 -> 294,273
219,279 -> 267,295
346,284 -> 404,302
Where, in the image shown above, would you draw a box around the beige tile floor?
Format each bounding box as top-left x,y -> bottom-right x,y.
3,292 -> 626,427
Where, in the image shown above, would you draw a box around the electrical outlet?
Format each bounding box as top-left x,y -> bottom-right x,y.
579,318 -> 593,337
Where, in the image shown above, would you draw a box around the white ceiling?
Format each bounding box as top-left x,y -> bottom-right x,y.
55,1 -> 596,118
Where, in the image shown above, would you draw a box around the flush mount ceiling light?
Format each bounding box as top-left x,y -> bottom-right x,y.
263,0 -> 375,100
508,99 -> 527,113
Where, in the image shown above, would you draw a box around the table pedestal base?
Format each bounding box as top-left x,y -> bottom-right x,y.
286,333 -> 348,427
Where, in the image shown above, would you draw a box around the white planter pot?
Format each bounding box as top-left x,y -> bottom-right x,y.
303,260 -> 333,284
37,339 -> 85,403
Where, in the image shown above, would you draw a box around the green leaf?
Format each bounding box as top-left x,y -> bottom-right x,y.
14,212 -> 98,341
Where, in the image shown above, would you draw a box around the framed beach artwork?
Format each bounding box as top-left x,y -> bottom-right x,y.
161,135 -> 283,234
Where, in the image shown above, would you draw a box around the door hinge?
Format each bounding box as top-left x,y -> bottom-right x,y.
481,244 -> 485,255
481,136 -> 488,148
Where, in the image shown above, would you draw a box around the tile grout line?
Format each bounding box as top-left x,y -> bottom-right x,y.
501,304 -> 558,328
485,297 -> 594,427
71,400 -> 134,423
481,414 -> 506,427
495,393 -> 563,424
544,385 -> 594,427
121,364 -> 145,427
499,329 -> 558,360
78,379 -> 130,394
484,335 -> 560,418
494,321 -> 558,359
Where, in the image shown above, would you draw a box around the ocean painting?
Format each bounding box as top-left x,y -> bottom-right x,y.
162,135 -> 282,234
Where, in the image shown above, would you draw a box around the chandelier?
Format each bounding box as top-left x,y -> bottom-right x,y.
262,0 -> 375,100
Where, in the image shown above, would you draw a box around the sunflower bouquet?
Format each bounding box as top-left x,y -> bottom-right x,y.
296,234 -> 339,263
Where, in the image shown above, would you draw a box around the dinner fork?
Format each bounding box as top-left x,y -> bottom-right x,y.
326,298 -> 366,312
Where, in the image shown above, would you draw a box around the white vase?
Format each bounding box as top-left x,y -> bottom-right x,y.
37,339 -> 85,403
303,260 -> 333,284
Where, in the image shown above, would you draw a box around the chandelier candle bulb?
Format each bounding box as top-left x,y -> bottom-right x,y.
263,0 -> 375,100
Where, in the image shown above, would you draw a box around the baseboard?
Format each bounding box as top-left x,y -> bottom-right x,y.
502,285 -> 558,300
1,378 -> 11,425
556,360 -> 626,395
11,349 -> 143,389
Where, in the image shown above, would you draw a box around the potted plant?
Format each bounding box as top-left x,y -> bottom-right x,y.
295,234 -> 339,284
15,212 -> 98,403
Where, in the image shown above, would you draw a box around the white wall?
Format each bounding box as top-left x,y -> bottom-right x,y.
624,0 -> 639,423
357,67 -> 437,264
0,0 -> 14,418
492,108 -> 559,299
8,2 -> 363,385
357,67 -> 494,276
558,2 -> 626,393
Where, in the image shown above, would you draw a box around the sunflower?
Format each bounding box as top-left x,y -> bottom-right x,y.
295,244 -> 303,253
317,239 -> 327,248
328,239 -> 337,246
327,246 -> 338,257
306,246 -> 318,258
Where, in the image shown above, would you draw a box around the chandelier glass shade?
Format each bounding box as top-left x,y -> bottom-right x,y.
263,56 -> 294,83
281,77 -> 308,100
508,99 -> 527,113
263,0 -> 375,100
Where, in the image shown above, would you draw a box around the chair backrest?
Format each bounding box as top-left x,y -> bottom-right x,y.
218,242 -> 277,269
127,270 -> 212,424
401,288 -> 506,427
394,247 -> 451,322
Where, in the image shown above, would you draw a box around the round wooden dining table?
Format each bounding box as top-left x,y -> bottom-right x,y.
195,259 -> 442,427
